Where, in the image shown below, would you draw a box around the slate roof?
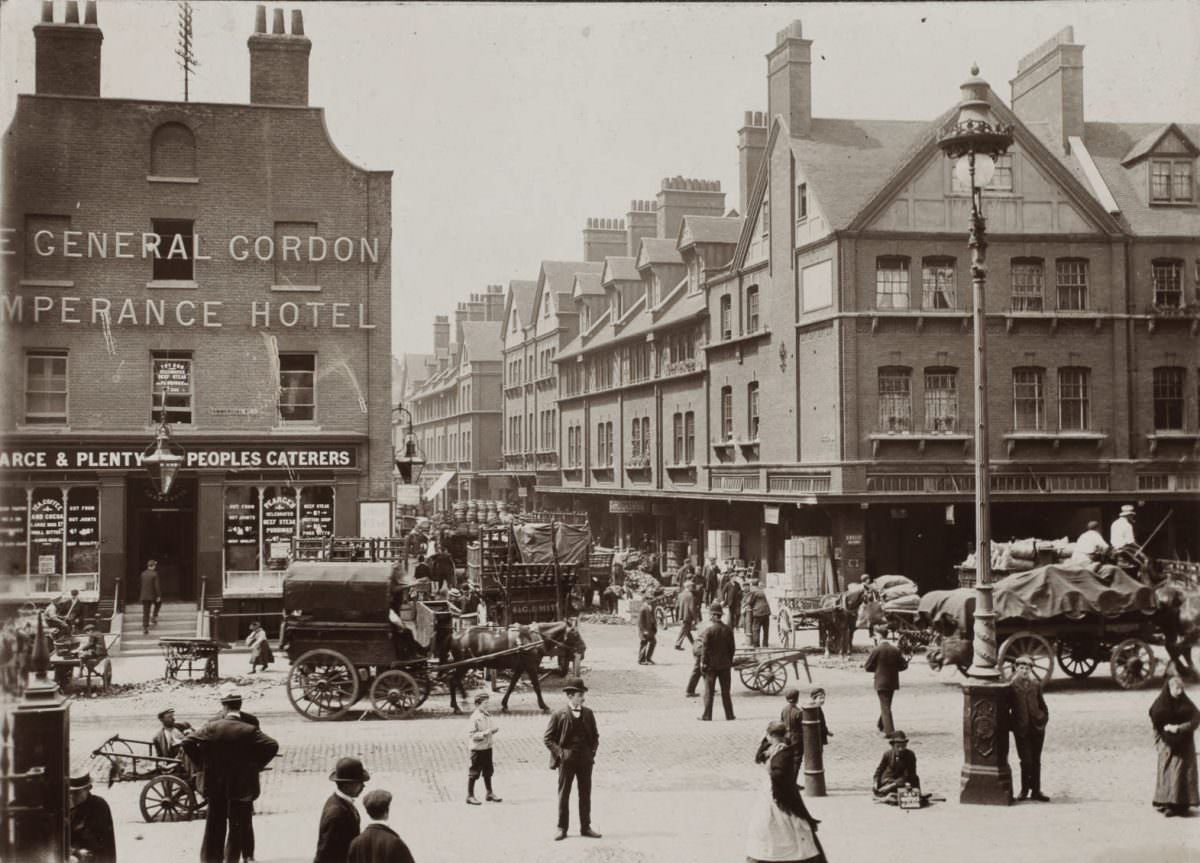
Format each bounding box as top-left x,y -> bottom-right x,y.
637,238 -> 683,267
678,215 -> 744,247
573,273 -> 604,297
652,288 -> 706,328
507,280 -> 537,327
602,256 -> 640,284
540,261 -> 604,293
459,320 -> 503,364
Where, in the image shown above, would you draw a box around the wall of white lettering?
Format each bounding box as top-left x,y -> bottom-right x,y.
0,296 -> 375,329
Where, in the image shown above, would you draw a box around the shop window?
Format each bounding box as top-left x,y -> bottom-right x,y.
29,488 -> 64,593
0,487 -> 28,579
225,485 -> 334,592
25,350 -> 68,425
151,219 -> 195,282
278,353 -> 316,422
152,351 -> 193,425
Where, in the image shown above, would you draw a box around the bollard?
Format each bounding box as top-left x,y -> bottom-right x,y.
800,703 -> 826,796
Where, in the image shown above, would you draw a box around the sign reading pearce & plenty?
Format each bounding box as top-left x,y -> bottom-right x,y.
0,444 -> 359,471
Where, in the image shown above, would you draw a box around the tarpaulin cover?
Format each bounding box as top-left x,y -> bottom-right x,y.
917,589 -> 977,634
512,523 -> 594,565
992,564 -> 1156,620
283,562 -> 403,618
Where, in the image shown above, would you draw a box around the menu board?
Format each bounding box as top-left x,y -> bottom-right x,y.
224,490 -> 258,547
154,358 -> 191,394
0,495 -> 26,551
29,489 -> 63,574
262,489 -> 297,564
299,486 -> 334,538
66,488 -> 99,546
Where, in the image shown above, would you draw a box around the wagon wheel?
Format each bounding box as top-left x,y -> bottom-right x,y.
1056,641 -> 1100,679
654,606 -> 667,629
286,649 -> 360,721
370,670 -> 422,719
998,632 -> 1055,684
754,660 -> 788,695
139,774 -> 195,823
1110,638 -> 1157,690
738,663 -> 761,690
777,610 -> 794,648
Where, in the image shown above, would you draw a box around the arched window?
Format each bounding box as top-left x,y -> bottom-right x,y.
150,123 -> 196,178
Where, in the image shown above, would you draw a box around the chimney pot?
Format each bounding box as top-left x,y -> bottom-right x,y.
65,1 -> 80,23
84,0 -> 96,24
255,4 -> 267,32
272,8 -> 285,34
291,9 -> 304,35
40,0 -> 53,22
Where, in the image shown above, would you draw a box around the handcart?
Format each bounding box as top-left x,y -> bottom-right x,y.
733,645 -> 813,695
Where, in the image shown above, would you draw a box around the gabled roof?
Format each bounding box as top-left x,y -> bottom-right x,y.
601,256 -> 640,285
501,280 -> 537,333
678,214 -> 743,249
636,238 -> 683,269
572,273 -> 604,298
1120,123 -> 1198,166
534,260 -> 602,327
458,320 -> 503,364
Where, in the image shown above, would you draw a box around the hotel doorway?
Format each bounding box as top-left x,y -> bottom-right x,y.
127,478 -> 198,602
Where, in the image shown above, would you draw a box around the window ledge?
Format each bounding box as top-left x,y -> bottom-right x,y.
147,175 -> 200,184
15,424 -> 71,433
702,328 -> 771,352
869,431 -> 971,456
1004,311 -> 1107,334
270,284 -> 322,293
146,279 -> 198,290
272,424 -> 322,432
1003,431 -> 1107,456
869,310 -> 970,334
1146,431 -> 1200,455
19,279 -> 74,289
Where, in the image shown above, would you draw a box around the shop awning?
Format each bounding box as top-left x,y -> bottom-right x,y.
423,470 -> 456,501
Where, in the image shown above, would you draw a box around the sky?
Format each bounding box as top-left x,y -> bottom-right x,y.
2,0 -> 1198,358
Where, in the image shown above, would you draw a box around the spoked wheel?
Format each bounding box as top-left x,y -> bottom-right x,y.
754,660 -> 788,695
654,607 -> 667,629
1056,641 -> 1100,679
287,649 -> 360,721
140,774 -> 196,823
370,670 -> 422,719
777,610 -> 794,648
998,632 -> 1055,684
1110,638 -> 1157,689
738,664 -> 761,690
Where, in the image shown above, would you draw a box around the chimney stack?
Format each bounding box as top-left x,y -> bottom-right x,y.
767,20 -> 812,139
1010,27 -> 1084,155
34,0 -> 103,97
432,315 -> 451,355
656,177 -> 725,241
582,217 -> 627,263
484,284 -> 505,322
625,200 -> 657,257
248,5 -> 312,106
738,111 -> 768,215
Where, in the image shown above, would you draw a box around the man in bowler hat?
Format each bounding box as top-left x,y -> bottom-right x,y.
315,757 -> 370,863
864,626 -> 907,736
543,677 -> 601,841
698,603 -> 736,721
69,771 -> 117,863
181,704 -> 278,863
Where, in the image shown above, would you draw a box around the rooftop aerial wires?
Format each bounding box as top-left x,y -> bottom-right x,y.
176,2 -> 199,102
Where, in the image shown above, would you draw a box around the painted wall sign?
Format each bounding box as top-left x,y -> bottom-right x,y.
608,500 -> 649,514
0,443 -> 358,471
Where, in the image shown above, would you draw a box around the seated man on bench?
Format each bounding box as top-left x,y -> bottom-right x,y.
873,730 -> 932,806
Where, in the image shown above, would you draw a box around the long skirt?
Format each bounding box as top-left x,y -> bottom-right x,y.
745,783 -> 825,863
1153,738 -> 1199,808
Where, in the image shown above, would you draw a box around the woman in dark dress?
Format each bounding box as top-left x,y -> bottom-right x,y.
1149,673 -> 1199,816
746,721 -> 827,863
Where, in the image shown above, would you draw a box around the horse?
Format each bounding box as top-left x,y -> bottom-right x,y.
436,623 -> 552,714
817,589 -> 867,657
530,619 -> 587,676
1154,582 -> 1200,679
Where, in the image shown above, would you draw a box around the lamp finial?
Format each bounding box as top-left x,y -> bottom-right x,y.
971,63 -> 980,76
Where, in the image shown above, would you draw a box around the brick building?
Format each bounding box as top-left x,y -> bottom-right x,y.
0,3 -> 392,633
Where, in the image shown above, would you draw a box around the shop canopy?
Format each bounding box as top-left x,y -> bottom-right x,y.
423,470 -> 456,502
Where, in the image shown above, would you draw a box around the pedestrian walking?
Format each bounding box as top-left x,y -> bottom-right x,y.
781,687 -> 805,779
69,771 -> 117,863
746,721 -> 826,863
863,627 -> 906,736
674,586 -> 697,650
347,790 -> 416,863
745,582 -> 772,647
466,693 -> 502,805
698,603 -> 735,721
543,676 -> 601,841
721,574 -> 743,630
637,591 -> 657,664
1008,656 -> 1050,802
1149,673 -> 1199,817
315,757 -> 370,863
245,621 -> 273,673
181,702 -> 278,863
702,557 -> 720,607
139,559 -> 161,635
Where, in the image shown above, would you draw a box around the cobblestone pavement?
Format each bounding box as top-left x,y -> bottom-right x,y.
64,620 -> 1200,863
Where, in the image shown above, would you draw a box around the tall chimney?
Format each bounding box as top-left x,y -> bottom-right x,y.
1010,27 -> 1084,155
582,218 -> 627,263
248,6 -> 312,106
656,178 -> 725,241
484,285 -> 505,322
767,20 -> 812,138
738,111 -> 768,215
34,0 -> 103,97
432,315 -> 451,354
625,200 -> 657,256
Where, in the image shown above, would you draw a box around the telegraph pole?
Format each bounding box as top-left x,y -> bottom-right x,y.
176,2 -> 199,102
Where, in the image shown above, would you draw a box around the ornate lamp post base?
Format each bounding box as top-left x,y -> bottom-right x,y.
960,679 -> 1013,805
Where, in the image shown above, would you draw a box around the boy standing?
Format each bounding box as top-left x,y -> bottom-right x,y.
467,693 -> 502,805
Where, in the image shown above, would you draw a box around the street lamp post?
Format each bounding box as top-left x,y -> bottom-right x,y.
143,385 -> 185,496
392,404 -> 426,517
937,66 -> 1015,806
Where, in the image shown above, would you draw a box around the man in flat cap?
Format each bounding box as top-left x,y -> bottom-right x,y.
315,757 -> 370,863
182,703 -> 278,863
698,602 -> 736,721
544,677 -> 601,841
347,789 -> 416,863
152,707 -> 194,760
69,771 -> 116,863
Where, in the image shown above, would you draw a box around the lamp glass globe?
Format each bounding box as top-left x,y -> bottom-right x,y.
954,153 -> 995,191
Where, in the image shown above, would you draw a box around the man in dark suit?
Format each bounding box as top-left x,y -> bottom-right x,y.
702,557 -> 720,607
637,591 -> 657,665
543,676 -> 601,841
348,789 -> 415,863
181,707 -> 278,863
139,559 -> 161,634
864,627 -> 907,736
674,586 -> 696,650
780,687 -> 805,779
872,730 -> 925,802
68,771 -> 116,863
1009,656 -> 1050,802
213,685 -> 261,728
315,757 -> 370,863
61,589 -> 84,631
429,544 -> 456,591
698,603 -> 736,721
744,582 -> 772,647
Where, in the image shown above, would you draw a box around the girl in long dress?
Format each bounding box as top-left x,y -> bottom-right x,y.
246,620 -> 274,673
746,721 -> 827,863
1149,674 -> 1199,816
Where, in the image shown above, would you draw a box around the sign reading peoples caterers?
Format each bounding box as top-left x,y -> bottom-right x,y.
0,443 -> 359,471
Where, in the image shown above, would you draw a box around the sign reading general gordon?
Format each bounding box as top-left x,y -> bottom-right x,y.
0,443 -> 358,471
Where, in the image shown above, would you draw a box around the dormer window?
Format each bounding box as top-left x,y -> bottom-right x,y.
1150,159 -> 1193,203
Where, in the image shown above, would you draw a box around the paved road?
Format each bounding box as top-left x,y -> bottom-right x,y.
64,619 -> 1199,863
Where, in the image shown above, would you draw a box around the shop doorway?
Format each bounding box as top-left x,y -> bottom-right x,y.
127,478 -> 198,602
